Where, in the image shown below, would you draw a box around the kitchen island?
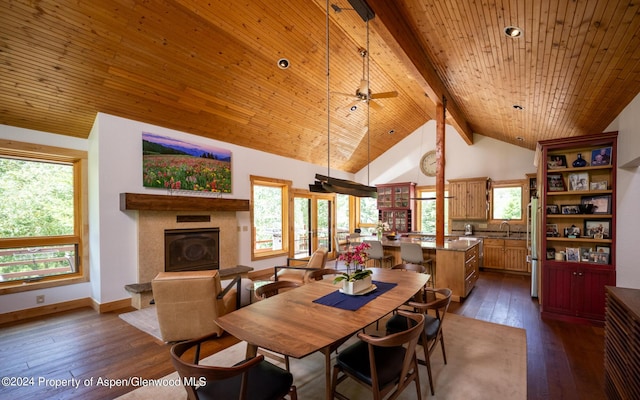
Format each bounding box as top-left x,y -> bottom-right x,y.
365,236 -> 481,302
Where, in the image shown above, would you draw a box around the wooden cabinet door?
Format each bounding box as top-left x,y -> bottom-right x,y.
466,179 -> 487,219
504,241 -> 527,272
577,266 -> 615,320
483,239 -> 504,269
448,181 -> 466,219
542,263 -> 576,316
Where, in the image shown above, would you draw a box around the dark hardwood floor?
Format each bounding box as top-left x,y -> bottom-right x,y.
0,271 -> 604,399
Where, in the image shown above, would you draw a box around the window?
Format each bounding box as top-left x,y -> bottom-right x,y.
491,180 -> 525,221
335,194 -> 350,238
357,197 -> 378,235
415,187 -> 449,233
250,176 -> 290,259
0,140 -> 87,291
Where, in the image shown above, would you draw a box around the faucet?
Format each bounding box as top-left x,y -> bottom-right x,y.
500,220 -> 511,237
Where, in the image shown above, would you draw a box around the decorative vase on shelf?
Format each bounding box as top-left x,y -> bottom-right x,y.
572,153 -> 588,167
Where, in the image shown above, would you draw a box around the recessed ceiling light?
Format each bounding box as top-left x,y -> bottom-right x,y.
277,58 -> 290,69
388,129 -> 395,134
504,26 -> 523,38
513,104 -> 524,110
350,105 -> 358,111
516,136 -> 525,141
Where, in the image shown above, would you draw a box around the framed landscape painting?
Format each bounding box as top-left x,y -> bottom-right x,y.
142,132 -> 232,193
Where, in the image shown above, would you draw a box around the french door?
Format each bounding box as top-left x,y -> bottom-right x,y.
292,192 -> 334,259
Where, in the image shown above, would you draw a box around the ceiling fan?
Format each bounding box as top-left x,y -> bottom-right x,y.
333,48 -> 398,111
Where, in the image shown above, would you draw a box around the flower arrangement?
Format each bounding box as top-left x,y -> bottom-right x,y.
333,268 -> 373,294
333,268 -> 373,284
337,241 -> 370,271
376,220 -> 390,237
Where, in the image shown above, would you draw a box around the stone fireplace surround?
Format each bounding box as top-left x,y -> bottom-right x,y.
137,210 -> 238,285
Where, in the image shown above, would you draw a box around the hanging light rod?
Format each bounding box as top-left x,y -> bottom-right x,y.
411,197 -> 455,201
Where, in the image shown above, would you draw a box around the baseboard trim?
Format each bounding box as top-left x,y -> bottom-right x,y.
0,297 -> 133,325
0,298 -> 93,325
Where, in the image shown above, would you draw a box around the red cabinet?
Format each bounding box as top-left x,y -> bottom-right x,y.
538,132 -> 617,324
376,182 -> 415,233
542,263 -> 615,321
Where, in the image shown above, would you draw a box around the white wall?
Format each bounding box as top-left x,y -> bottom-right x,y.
356,120 -> 537,185
604,94 -> 640,289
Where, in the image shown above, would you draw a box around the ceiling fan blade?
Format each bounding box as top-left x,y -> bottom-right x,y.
369,100 -> 383,111
370,91 -> 398,99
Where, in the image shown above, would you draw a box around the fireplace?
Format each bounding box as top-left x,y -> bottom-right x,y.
164,228 -> 220,272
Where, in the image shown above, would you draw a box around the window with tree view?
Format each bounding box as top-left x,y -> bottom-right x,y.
492,182 -> 524,221
0,157 -> 80,283
251,176 -> 289,258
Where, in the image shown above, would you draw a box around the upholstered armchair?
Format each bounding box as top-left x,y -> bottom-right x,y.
151,270 -> 240,342
272,247 -> 328,284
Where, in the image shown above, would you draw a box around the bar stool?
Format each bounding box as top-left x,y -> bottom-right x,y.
400,242 -> 435,287
364,240 -> 393,268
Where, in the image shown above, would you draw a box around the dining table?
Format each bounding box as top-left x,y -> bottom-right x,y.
215,267 -> 430,400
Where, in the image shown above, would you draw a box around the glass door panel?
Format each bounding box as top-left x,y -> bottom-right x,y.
293,194 -> 334,259
293,197 -> 311,258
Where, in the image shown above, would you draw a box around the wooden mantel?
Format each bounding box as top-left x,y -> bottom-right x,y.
120,193 -> 250,212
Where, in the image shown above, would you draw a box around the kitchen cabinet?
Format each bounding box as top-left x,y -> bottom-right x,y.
483,238 -> 528,272
377,182 -> 415,233
435,242 -> 479,302
538,132 -> 617,324
448,177 -> 489,220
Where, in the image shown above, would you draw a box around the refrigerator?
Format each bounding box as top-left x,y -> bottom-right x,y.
527,197 -> 540,297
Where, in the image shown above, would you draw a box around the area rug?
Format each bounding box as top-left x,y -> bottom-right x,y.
119,306 -> 163,342
117,313 -> 526,399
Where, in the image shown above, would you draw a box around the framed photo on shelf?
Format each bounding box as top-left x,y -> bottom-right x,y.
596,245 -> 610,253
546,248 -> 556,260
589,251 -> 610,264
590,181 -> 608,190
591,147 -> 612,166
580,247 -> 592,262
584,219 -> 611,239
547,173 -> 566,191
566,247 -> 580,262
546,204 -> 560,214
546,224 -> 559,237
561,204 -> 580,215
568,172 -> 589,191
581,195 -> 611,214
563,225 -> 581,238
547,155 -> 568,169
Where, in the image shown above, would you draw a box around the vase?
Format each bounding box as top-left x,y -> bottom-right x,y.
342,275 -> 372,295
572,153 -> 587,167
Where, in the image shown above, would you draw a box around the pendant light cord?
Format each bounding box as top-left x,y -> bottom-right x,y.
366,18 -> 371,186
326,0 -> 331,177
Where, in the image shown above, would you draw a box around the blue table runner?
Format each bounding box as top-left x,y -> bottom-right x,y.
312,280 -> 398,311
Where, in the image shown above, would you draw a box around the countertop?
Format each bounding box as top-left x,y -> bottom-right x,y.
407,232 -> 528,241
373,236 -> 481,252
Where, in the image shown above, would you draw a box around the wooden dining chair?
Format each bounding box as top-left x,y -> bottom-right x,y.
255,280 -> 301,299
305,268 -> 343,282
331,310 -> 425,400
254,280 -> 301,371
170,332 -> 297,400
385,287 -> 453,395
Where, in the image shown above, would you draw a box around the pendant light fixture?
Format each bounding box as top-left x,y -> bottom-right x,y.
309,0 -> 377,198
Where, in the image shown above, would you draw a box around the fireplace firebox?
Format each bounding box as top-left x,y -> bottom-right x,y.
164,228 -> 220,272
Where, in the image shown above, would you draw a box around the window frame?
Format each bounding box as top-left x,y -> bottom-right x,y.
415,185 -> 450,233
489,179 -> 526,223
250,175 -> 291,260
0,139 -> 88,294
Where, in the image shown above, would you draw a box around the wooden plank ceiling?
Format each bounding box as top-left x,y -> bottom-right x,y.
1,0 -> 639,173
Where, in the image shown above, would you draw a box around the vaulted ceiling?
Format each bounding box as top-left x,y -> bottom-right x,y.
1,1 -> 639,173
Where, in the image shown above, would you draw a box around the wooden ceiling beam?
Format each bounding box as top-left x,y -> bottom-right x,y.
365,0 -> 474,145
